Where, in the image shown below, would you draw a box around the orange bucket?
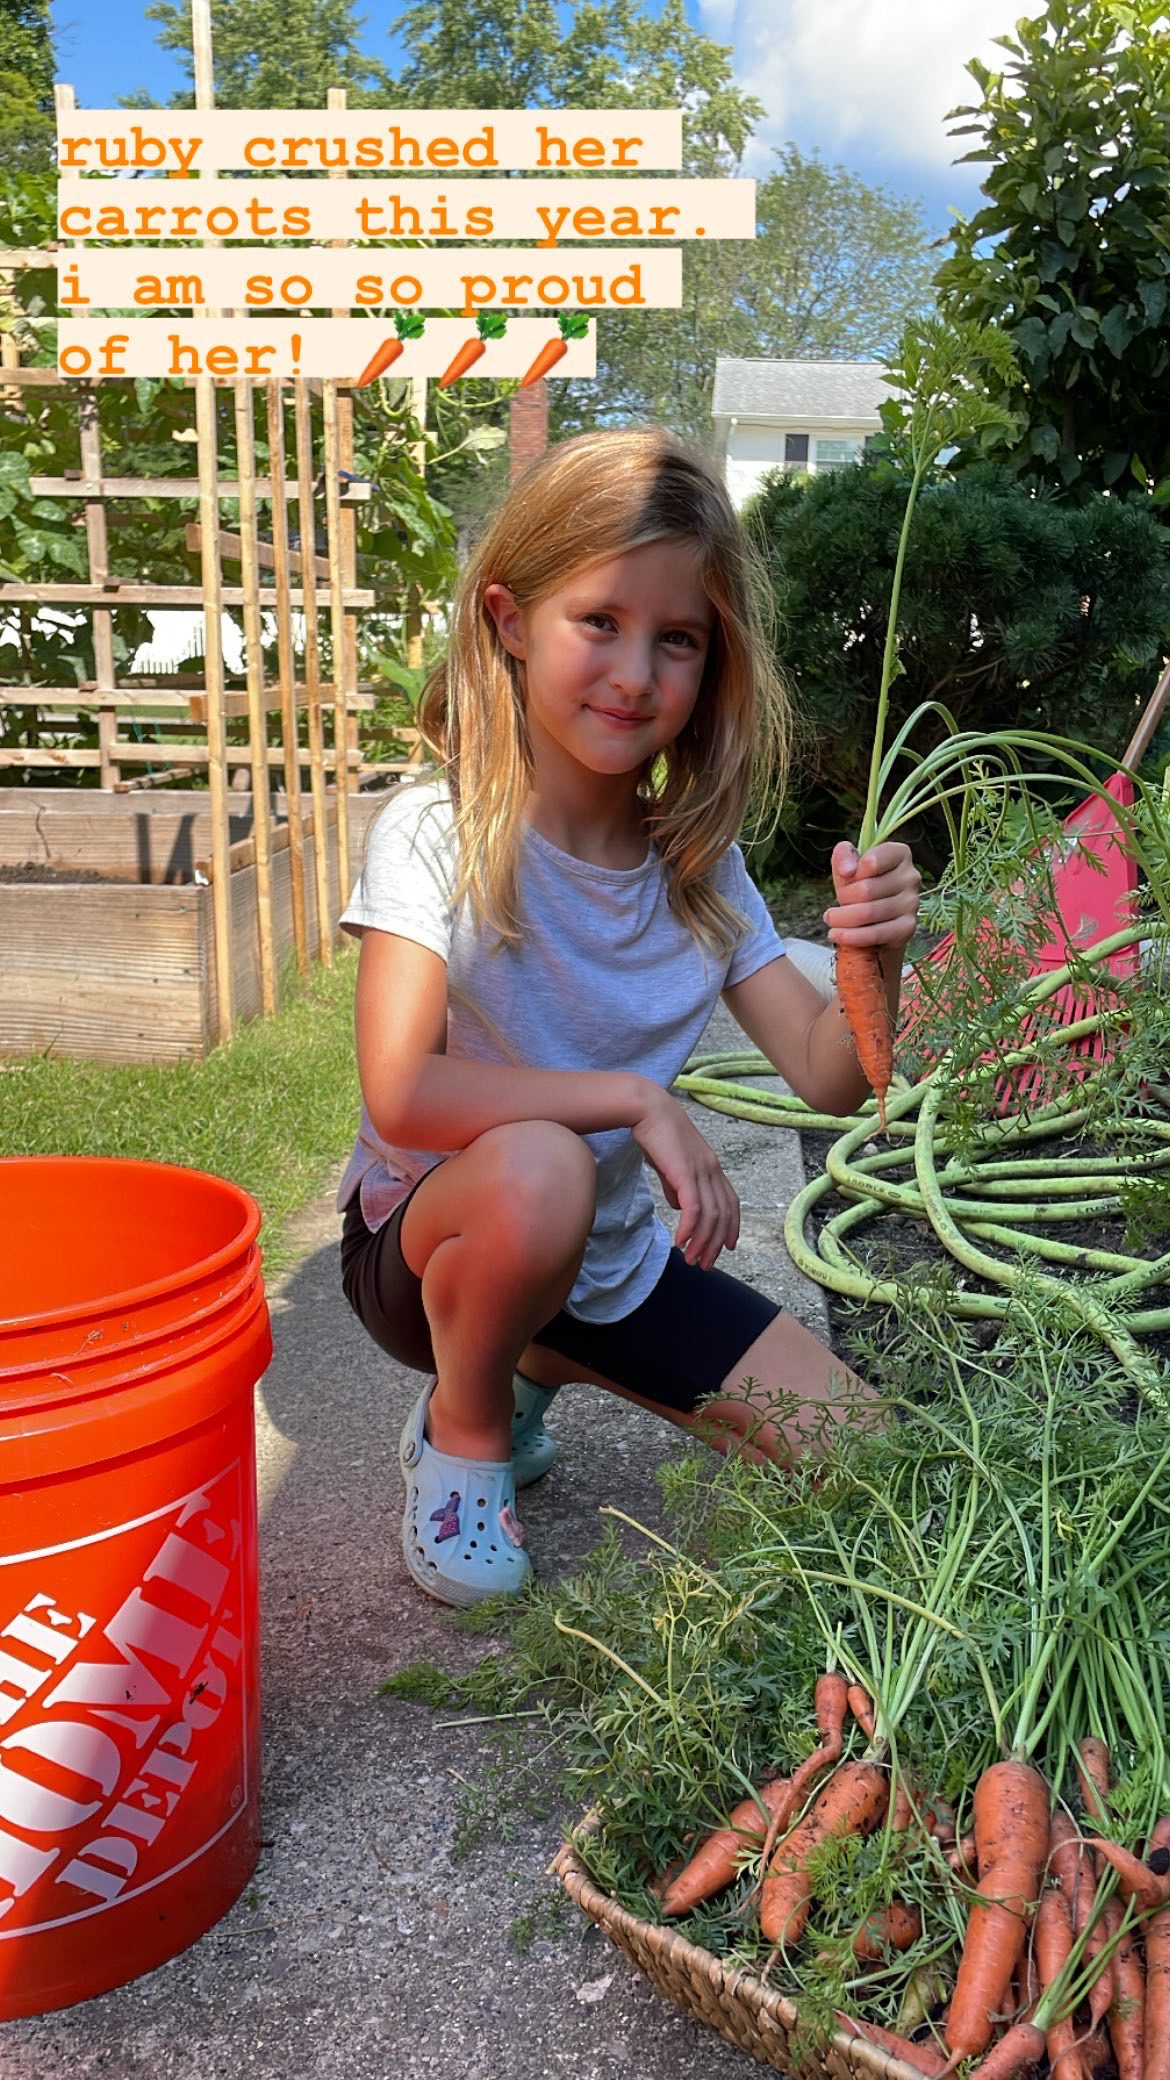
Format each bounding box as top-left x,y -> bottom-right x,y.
0,1156 -> 271,2019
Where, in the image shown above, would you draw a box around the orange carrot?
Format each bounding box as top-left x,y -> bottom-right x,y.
814,1670 -> 851,1750
852,1899 -> 922,1961
746,1672 -> 851,1902
945,1761 -> 1051,2062
834,2012 -> 947,2076
964,2020 -> 1047,2078
759,1758 -> 888,1947
355,336 -> 405,387
1076,1738 -> 1112,1828
1144,1815 -> 1170,2080
1085,1834 -> 1170,1912
437,337 -> 487,387
659,1774 -> 792,1916
519,337 -> 568,387
1035,1880 -> 1084,2080
1107,1911 -> 1144,2080
835,943 -> 894,1132
948,1832 -> 978,1881
847,1682 -> 877,1739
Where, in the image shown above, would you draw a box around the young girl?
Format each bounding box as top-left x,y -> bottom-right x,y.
338,426 -> 921,1609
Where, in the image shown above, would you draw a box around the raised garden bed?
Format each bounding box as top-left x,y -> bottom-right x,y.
0,785 -> 390,1063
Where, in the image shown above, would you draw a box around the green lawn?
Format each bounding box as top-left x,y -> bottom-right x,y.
1,948 -> 362,1279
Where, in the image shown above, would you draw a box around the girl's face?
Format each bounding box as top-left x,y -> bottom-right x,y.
484,538 -> 715,794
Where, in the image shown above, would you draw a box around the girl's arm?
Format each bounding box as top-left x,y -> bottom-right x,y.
356,928 -> 652,1147
722,842 -> 920,1119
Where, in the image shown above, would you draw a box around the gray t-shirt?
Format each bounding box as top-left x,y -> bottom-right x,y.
337,776 -> 786,1323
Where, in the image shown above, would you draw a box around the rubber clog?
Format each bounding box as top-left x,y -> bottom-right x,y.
511,1371 -> 560,1486
399,1381 -> 533,1608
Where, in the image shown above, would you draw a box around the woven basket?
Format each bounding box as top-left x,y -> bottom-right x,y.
553,1818 -> 931,2080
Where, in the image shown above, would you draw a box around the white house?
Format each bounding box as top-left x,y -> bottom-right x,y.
711,358 -> 896,512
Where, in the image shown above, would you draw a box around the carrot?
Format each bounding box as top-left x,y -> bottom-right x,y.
835,943 -> 894,1132
1035,1880 -> 1085,2080
834,2012 -> 947,2076
1079,2027 -> 1110,2075
964,2020 -> 1047,2078
945,1760 -> 1051,2061
1076,1738 -> 1112,1828
1107,1910 -> 1145,2080
759,1758 -> 888,1946
355,336 -> 405,387
1085,1834 -> 1170,1912
746,1671 -> 851,1903
1144,1816 -> 1170,2080
847,1682 -> 877,1739
659,1773 -> 792,1916
437,337 -> 487,387
852,1899 -> 922,1961
519,337 -> 568,387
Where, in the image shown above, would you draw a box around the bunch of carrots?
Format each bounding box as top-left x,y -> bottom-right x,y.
652,1680 -> 1170,2079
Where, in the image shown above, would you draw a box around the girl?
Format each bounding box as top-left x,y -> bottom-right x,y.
338,426 -> 920,1609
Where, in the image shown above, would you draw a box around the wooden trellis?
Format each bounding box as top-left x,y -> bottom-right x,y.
0,70 -> 436,1047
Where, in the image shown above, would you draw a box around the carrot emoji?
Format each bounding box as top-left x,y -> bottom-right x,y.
1144,1816 -> 1170,2080
944,1759 -> 1051,2062
438,310 -> 508,388
518,312 -> 591,387
353,312 -> 425,389
759,1756 -> 888,1946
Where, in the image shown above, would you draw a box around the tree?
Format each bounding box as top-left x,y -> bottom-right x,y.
741,460 -> 1170,877
123,0 -> 393,107
936,0 -> 1170,501
381,0 -> 937,449
0,0 -> 56,170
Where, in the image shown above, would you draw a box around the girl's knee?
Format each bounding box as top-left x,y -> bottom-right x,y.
473,1120 -> 596,1251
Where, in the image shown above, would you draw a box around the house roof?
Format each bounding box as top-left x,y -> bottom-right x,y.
711,357 -> 896,423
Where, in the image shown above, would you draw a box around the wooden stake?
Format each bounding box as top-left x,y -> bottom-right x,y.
265,382 -> 310,981
321,381 -> 351,900
195,376 -> 234,1041
233,383 -> 278,1014
292,378 -> 333,966
327,84 -> 364,818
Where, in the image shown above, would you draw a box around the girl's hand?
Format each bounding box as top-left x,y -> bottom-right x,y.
630,1085 -> 740,1272
824,841 -> 921,950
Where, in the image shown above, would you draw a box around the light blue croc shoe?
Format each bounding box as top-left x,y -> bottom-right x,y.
399,1381 -> 533,1609
511,1371 -> 561,1486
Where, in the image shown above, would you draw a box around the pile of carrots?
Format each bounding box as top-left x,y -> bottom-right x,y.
653,1676 -> 1170,2079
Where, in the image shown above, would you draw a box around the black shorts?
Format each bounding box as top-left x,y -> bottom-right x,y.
339,1170 -> 782,1416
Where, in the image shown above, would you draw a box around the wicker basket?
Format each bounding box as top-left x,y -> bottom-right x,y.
553,1818 -> 931,2080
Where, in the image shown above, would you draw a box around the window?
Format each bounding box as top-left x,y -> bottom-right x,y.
783,433 -> 810,472
814,438 -> 863,472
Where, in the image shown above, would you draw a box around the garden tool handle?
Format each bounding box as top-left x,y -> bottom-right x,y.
1120,654 -> 1170,772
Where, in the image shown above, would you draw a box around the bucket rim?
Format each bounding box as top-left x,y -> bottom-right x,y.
0,1154 -> 263,1333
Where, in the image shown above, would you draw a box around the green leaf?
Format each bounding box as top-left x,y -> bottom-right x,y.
1131,455 -> 1149,486
1099,304 -> 1134,357
1139,279 -> 1168,327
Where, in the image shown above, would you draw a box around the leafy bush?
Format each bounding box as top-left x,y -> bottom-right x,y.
742,459 -> 1170,879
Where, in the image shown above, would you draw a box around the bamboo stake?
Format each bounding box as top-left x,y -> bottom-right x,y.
321,382 -> 351,899
191,0 -> 233,1038
327,84 -> 362,833
195,377 -> 234,1040
292,378 -> 333,965
232,383 -> 278,1014
265,383 -> 310,980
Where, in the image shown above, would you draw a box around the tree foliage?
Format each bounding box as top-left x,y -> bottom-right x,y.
122,0 -> 393,107
936,0 -> 1170,501
742,460 -> 1170,877
0,0 -> 56,170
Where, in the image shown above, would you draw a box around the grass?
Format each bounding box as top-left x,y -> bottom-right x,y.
1,945 -> 362,1279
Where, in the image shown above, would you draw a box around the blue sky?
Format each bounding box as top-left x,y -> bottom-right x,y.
49,0 -> 1044,241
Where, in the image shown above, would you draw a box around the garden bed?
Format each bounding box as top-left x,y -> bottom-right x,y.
0,784 -> 389,1063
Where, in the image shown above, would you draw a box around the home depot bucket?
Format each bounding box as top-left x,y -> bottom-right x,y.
0,1156 -> 271,2019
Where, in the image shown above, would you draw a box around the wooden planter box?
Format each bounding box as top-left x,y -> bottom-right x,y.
0,786 -> 392,1064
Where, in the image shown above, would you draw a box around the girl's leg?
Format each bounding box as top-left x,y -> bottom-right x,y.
397,1119 -> 597,1462
517,1312 -> 876,1466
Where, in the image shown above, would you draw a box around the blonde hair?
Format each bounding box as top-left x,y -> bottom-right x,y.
415,424 -> 793,961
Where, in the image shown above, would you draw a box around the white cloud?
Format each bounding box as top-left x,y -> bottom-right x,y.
701,0 -> 1049,176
